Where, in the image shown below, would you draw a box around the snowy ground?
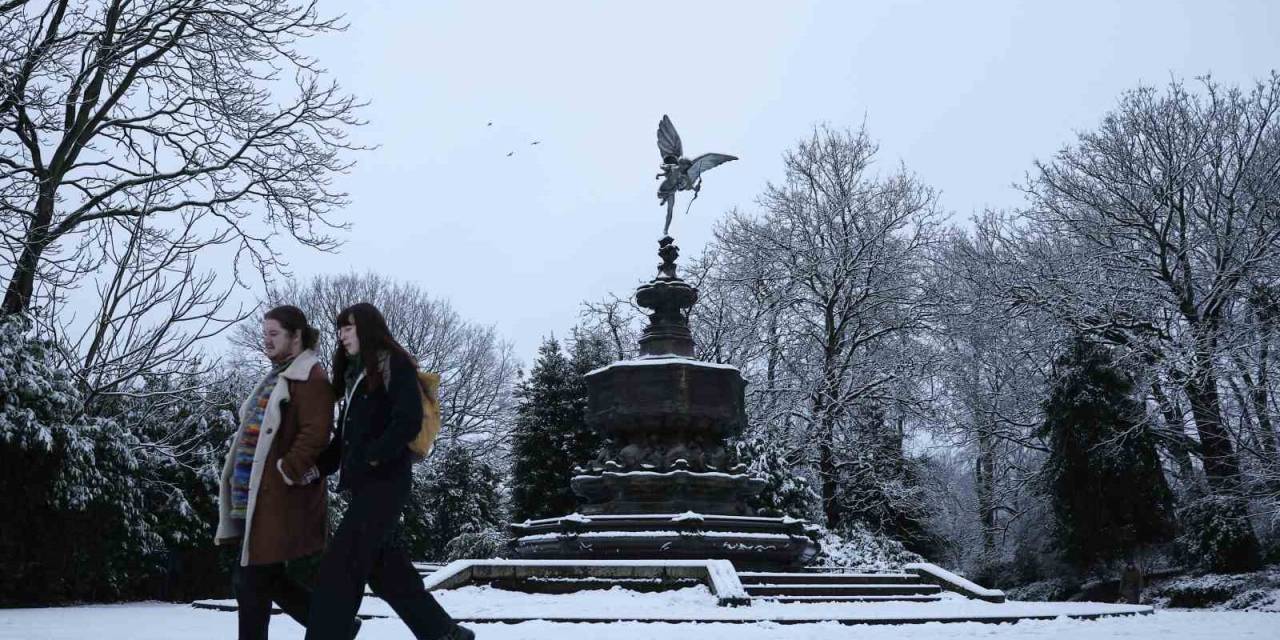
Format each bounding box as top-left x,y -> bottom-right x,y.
1,602 -> 1277,640
199,585 -> 1151,623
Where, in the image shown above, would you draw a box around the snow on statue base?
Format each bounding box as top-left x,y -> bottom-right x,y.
506,236 -> 820,570
509,512 -> 820,571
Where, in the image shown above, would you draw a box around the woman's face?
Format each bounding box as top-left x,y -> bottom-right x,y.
338,319 -> 360,356
262,318 -> 301,361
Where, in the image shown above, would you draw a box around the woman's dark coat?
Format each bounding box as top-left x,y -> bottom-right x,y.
319,351 -> 423,489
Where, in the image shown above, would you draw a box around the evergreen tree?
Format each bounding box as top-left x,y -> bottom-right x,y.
0,317 -> 159,603
1039,337 -> 1175,572
509,338 -> 577,522
403,445 -> 502,561
735,435 -> 820,521
829,402 -> 937,556
508,332 -> 611,523
566,329 -> 611,474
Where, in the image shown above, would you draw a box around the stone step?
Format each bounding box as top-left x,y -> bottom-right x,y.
752,594 -> 944,603
413,563 -> 444,575
486,576 -> 703,594
744,583 -> 943,597
738,572 -> 922,585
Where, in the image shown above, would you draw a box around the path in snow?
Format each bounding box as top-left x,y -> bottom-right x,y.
1,602 -> 1276,640
195,584 -> 1148,623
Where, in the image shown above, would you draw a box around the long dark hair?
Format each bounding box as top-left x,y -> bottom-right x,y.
264,305 -> 320,350
332,302 -> 415,395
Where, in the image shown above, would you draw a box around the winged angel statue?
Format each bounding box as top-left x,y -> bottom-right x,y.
655,115 -> 737,236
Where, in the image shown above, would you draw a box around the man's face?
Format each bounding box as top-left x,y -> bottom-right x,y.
338,321 -> 360,356
262,318 -> 297,361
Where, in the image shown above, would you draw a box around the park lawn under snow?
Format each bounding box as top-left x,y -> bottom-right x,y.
342,585 -> 1146,622
1,600 -> 1277,640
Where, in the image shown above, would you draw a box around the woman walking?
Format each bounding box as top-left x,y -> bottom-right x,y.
215,306 -> 337,640
307,302 -> 473,640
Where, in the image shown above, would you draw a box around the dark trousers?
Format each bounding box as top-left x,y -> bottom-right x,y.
305,474 -> 455,640
233,560 -> 311,640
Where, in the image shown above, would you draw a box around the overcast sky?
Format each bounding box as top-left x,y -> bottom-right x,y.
266,0 -> 1280,363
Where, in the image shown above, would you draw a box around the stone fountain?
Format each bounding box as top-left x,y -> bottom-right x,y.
509,236 -> 819,570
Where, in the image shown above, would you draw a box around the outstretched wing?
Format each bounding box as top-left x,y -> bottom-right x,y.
686,153 -> 738,181
657,115 -> 683,161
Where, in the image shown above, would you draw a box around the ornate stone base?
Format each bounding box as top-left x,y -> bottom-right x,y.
509,512 -> 820,570
571,468 -> 766,516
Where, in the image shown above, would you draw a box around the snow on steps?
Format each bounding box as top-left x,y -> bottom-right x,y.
424,558 -> 752,607
739,570 -> 944,602
192,587 -> 1154,625
414,561 -> 998,605
739,571 -> 922,585
746,583 -> 944,598
752,591 -> 947,601
907,562 -> 1006,603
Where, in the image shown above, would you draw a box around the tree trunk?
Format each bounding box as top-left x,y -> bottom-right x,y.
816,395 -> 840,530
1183,363 -> 1247,495
975,429 -> 997,556
1150,382 -> 1202,493
1250,314 -> 1280,486
2,190 -> 56,316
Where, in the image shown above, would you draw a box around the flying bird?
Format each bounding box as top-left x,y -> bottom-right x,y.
506,151 -> 514,157
487,121 -> 493,127
655,115 -> 737,236
530,140 -> 541,145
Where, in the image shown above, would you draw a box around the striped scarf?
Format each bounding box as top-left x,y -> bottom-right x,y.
230,360 -> 290,519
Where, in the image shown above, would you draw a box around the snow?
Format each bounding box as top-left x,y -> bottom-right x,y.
671,511 -> 705,523
196,584 -> 1157,622
5,598 -> 1278,639
572,469 -> 751,481
586,357 -> 743,377
522,513 -> 792,526
738,572 -> 918,579
514,530 -> 797,542
907,562 -> 1007,600
423,559 -> 750,605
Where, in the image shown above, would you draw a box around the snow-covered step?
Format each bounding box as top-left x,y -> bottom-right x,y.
752,594 -> 944,603
413,562 -> 444,576
738,572 -> 921,585
744,583 -> 942,598
486,576 -> 702,595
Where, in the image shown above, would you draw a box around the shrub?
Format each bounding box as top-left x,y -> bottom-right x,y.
1175,494 -> 1262,573
810,522 -> 923,571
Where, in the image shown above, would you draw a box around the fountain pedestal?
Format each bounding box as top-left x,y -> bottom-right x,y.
509,237 -> 819,569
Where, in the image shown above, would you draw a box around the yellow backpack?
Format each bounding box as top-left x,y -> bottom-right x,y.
409,371 -> 442,460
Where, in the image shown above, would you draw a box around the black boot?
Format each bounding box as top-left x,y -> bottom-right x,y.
441,624 -> 474,640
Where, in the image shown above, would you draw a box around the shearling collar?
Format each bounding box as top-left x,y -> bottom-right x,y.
278,349 -> 320,382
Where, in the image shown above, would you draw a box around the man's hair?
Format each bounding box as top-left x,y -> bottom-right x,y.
264,305 -> 319,350
332,302 -> 416,395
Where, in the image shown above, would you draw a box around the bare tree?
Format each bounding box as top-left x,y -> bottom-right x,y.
710,124 -> 944,529
41,207 -> 251,407
579,293 -> 640,362
0,0 -> 363,317
931,216 -> 1063,560
240,272 -> 519,452
1022,75 -> 1280,503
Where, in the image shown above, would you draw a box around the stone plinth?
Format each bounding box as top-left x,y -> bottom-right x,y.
509,235 -> 819,569
509,513 -> 820,571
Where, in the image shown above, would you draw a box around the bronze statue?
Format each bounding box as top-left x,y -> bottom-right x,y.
655,115 -> 737,236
